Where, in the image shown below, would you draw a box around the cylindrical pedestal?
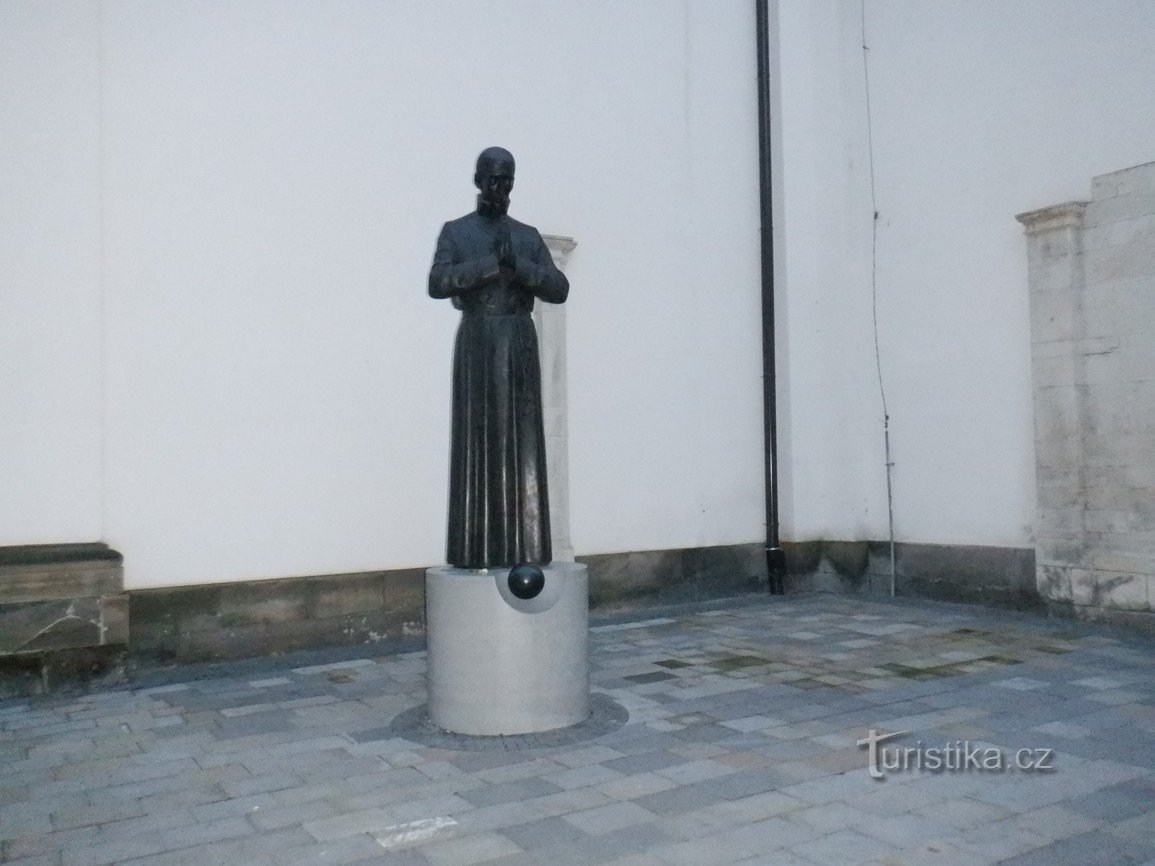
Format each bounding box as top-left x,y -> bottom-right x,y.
425,562 -> 589,735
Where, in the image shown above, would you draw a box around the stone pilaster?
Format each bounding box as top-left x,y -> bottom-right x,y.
538,235 -> 577,563
1017,161 -> 1155,623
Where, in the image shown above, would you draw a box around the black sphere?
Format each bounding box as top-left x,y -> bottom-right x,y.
508,563 -> 545,600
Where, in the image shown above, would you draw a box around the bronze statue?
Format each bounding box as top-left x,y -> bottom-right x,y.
429,147 -> 569,569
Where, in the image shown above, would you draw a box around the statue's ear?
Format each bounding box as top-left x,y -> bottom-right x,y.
473,173 -> 482,189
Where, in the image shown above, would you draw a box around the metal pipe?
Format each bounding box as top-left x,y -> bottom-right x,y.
756,0 -> 786,594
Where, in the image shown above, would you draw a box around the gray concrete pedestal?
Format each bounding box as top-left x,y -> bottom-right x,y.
425,562 -> 589,735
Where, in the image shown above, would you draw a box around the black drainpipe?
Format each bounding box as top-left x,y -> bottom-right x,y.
756,0 -> 786,594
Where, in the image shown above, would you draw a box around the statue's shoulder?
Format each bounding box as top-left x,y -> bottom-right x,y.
506,216 -> 543,239
437,213 -> 486,252
442,212 -> 479,234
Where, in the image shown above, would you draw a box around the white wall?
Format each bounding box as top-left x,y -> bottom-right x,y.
775,0 -> 886,543
15,0 -> 1146,588
569,2 -> 764,555
775,0 -> 1155,549
1,1 -> 767,588
0,2 -> 103,546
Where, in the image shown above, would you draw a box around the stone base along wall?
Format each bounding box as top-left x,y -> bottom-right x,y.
0,543 -> 128,697
127,543 -> 770,665
781,540 -> 1040,612
130,568 -> 426,665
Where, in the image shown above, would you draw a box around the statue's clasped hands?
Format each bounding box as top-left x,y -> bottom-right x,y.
495,224 -> 517,274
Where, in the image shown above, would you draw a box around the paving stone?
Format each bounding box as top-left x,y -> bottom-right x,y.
303,794 -> 475,841
543,763 -> 627,790
63,816 -> 254,866
525,786 -> 616,819
654,759 -> 735,785
553,745 -> 627,768
248,797 -> 338,831
473,757 -> 567,784
458,777 -> 563,808
562,801 -> 658,836
5,596 -> 1155,865
670,790 -> 806,838
449,800 -> 549,834
498,815 -> 590,850
910,795 -> 1012,829
650,816 -> 818,864
280,833 -> 387,865
792,828 -> 895,865
577,822 -> 672,860
603,750 -> 685,775
997,829 -> 1154,866
632,782 -> 727,817
1064,776 -> 1155,821
414,830 -> 522,864
50,799 -> 146,830
595,772 -> 681,802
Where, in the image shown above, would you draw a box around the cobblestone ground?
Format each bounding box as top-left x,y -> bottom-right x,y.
2,595 -> 1155,865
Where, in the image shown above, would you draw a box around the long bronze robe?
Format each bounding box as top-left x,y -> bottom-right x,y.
429,211 -> 569,568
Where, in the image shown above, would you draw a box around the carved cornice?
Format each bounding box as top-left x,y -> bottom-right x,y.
1015,201 -> 1087,235
542,234 -> 577,271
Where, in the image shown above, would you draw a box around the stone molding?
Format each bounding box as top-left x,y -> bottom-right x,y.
1015,201 -> 1087,234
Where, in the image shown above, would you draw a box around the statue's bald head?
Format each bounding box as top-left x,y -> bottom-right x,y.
475,147 -> 515,178
474,147 -> 515,216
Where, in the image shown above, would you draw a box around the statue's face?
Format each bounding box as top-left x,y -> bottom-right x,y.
475,160 -> 515,214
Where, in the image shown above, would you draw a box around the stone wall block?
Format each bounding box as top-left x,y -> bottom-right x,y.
1119,333 -> 1155,379
0,562 -> 122,604
0,544 -> 128,695
1031,351 -> 1079,389
1089,546 -> 1155,577
312,579 -> 384,620
1037,564 -> 1074,602
1031,385 -> 1082,470
1036,537 -> 1088,568
101,593 -> 129,644
1079,215 -> 1155,252
1083,508 -> 1146,535
1085,483 -> 1147,510
1082,191 -> 1155,227
1070,569 -> 1150,611
1037,506 -> 1085,536
1036,482 -> 1084,508
1030,289 -> 1081,343
1091,161 -> 1155,199
1080,281 -> 1148,339
1082,239 -> 1155,285
1078,344 -> 1122,386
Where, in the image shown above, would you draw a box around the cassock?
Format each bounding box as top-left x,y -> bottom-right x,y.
428,210 -> 569,569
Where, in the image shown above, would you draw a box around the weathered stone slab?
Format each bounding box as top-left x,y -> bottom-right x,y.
0,544 -> 127,695
130,568 -> 426,663
581,543 -> 766,610
0,593 -> 128,654
0,563 -> 122,604
0,544 -> 127,657
0,544 -> 123,605
782,540 -> 1039,611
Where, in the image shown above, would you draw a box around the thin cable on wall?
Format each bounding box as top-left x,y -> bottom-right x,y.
861,0 -> 897,597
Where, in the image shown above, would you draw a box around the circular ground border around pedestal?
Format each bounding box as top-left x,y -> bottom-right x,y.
386,691 -> 628,751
